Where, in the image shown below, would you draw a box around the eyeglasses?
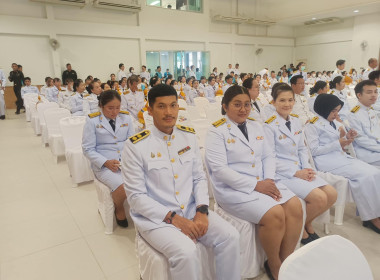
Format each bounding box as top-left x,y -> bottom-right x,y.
231,103 -> 251,110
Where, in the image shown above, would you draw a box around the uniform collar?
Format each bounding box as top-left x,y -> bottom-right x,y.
151,125 -> 176,141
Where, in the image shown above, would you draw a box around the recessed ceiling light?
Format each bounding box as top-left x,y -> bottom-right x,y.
353,10 -> 359,13
312,17 -> 317,20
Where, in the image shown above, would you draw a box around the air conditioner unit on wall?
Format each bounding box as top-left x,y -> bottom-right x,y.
30,0 -> 86,7
92,0 -> 141,12
304,17 -> 342,26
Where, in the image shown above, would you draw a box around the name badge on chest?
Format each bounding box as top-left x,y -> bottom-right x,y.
178,146 -> 191,155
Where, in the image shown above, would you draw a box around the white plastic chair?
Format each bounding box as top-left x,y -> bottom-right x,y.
205,103 -> 223,122
215,95 -> 223,105
44,108 -> 71,163
135,230 -> 216,280
30,101 -> 41,135
177,98 -> 188,109
191,119 -> 211,149
186,105 -> 204,121
94,176 -> 115,234
194,97 -> 209,118
23,93 -> 38,122
279,235 -> 374,280
37,102 -> 59,146
60,116 -> 93,186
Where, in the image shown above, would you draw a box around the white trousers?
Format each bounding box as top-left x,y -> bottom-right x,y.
140,211 -> 241,280
0,92 -> 5,116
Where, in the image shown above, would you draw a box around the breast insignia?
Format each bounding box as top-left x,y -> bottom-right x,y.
212,118 -> 226,127
290,113 -> 299,118
310,116 -> 319,124
129,130 -> 150,144
351,105 -> 360,114
247,117 -> 256,121
265,115 -> 276,124
119,110 -> 130,115
88,111 -> 101,118
176,125 -> 195,134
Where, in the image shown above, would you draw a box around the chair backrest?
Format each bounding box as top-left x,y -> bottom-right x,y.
191,119 -> 211,148
178,99 -> 188,109
279,235 -> 373,280
187,105 -> 203,121
59,116 -> 87,150
44,108 -> 71,136
194,97 -> 210,117
29,101 -> 39,116
215,95 -> 223,105
23,93 -> 39,107
37,102 -> 59,125
205,103 -> 223,122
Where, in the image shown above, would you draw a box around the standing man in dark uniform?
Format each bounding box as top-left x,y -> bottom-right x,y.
8,63 -> 24,114
62,63 -> 77,85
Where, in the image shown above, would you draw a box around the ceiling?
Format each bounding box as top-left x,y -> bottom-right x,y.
253,0 -> 380,26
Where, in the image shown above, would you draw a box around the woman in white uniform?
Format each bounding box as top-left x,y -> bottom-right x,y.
305,94 -> 380,234
70,79 -> 85,116
82,90 -> 134,227
330,76 -> 349,121
264,83 -> 337,244
205,85 -> 303,280
307,81 -> 328,114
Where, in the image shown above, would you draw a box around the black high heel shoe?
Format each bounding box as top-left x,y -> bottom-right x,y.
115,210 -> 128,228
363,220 -> 380,234
264,260 -> 275,280
305,228 -> 320,240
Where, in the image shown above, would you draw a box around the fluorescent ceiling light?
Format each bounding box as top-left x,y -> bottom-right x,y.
150,1 -> 160,5
353,10 -> 359,13
312,17 -> 317,20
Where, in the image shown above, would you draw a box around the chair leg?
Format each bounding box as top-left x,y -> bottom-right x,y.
334,204 -> 345,226
72,183 -> 78,188
324,223 -> 330,235
54,155 -> 58,164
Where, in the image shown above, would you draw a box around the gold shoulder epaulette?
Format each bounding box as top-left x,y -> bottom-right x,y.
123,90 -> 130,95
71,93 -> 76,96
290,113 -> 299,118
179,107 -> 186,110
310,116 -> 319,124
265,115 -> 276,124
88,112 -> 101,118
212,118 -> 226,127
351,105 -> 360,113
84,94 -> 89,97
269,100 -> 274,104
129,130 -> 150,144
119,110 -> 130,115
176,125 -> 195,134
247,117 -> 256,121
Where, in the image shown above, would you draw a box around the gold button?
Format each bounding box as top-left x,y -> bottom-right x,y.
167,142 -> 171,146
295,161 -> 298,165
117,151 -> 120,153
251,151 -> 254,155
175,191 -> 179,195
252,164 -> 255,168
114,137 -> 117,139
164,136 -> 168,140
256,176 -> 260,180
180,205 -> 184,209
171,158 -> 175,163
292,143 -> 296,146
174,174 -> 178,179
172,135 -> 175,139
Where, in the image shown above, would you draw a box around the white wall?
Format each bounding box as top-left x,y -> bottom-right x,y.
294,13 -> 380,71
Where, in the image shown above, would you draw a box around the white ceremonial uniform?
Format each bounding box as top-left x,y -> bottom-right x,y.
293,70 -> 307,81
293,93 -> 314,126
222,83 -> 232,94
269,77 -> 278,85
120,89 -> 145,120
226,68 -> 234,75
331,88 -> 350,121
305,115 -> 380,221
306,77 -> 316,85
262,103 -> 276,121
0,69 -> 6,116
183,84 -> 196,106
373,87 -> 380,113
122,125 -> 241,280
278,76 -> 289,84
205,116 -> 295,223
82,110 -> 134,191
70,92 -> 85,116
307,94 -> 317,114
21,85 -> 39,98
199,83 -> 207,95
58,88 -> 72,110
264,112 -> 327,199
83,93 -> 99,115
332,68 -> 343,80
362,67 -> 375,81
234,68 -> 240,76
140,71 -> 151,82
249,99 -> 266,123
46,86 -> 59,102
40,85 -> 48,96
348,103 -> 380,166
204,84 -> 216,103
117,70 -> 127,81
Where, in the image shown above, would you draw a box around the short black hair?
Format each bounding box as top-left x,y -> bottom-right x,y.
368,70 -> 380,81
73,79 -> 83,92
208,76 -> 215,83
119,63 -> 124,69
271,83 -> 294,101
66,63 -> 71,67
290,75 -> 303,85
200,76 -> 206,80
24,77 -> 31,82
156,66 -> 161,69
354,80 -> 377,97
98,90 -> 121,107
53,78 -> 61,83
240,73 -> 247,79
148,84 -> 177,107
225,75 -> 233,81
242,77 -> 254,89
221,85 -> 249,115
336,59 -> 345,67
45,76 -> 52,82
149,76 -> 159,87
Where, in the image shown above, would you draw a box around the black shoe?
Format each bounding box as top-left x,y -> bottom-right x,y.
306,229 -> 320,240
15,110 -> 20,115
301,234 -> 315,245
115,211 -> 128,228
264,260 -> 275,280
363,220 -> 380,234
0,115 -> 5,120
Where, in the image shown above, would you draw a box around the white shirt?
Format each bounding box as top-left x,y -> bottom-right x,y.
140,71 -> 151,82
117,70 -> 127,81
362,67 -> 375,81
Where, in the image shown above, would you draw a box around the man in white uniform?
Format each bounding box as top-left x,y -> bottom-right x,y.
290,75 -> 314,126
222,75 -> 233,93
362,58 -> 378,81
122,84 -> 240,280
117,63 -> 127,81
332,59 -> 345,80
140,65 -> 151,82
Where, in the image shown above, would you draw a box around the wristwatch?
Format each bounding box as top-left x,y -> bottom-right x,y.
165,211 -> 176,224
196,205 -> 209,215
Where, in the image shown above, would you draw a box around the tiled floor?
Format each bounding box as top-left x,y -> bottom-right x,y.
0,110 -> 379,280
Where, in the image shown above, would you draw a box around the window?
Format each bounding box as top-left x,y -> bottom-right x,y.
146,0 -> 202,12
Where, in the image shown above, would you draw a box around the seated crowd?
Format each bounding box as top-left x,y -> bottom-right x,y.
12,58 -> 380,280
